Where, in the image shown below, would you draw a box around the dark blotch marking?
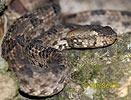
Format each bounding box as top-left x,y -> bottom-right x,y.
2,38 -> 17,57
47,27 -> 58,35
39,47 -> 55,58
67,14 -> 77,19
52,41 -> 58,46
20,13 -> 30,18
20,79 -> 29,85
38,51 -> 44,57
40,89 -> 47,95
26,39 -> 43,51
30,18 -> 43,27
53,88 -> 59,94
9,66 -> 17,73
39,63 -> 44,68
8,24 -> 16,33
29,89 -> 35,93
21,11 -> 35,19
91,10 -> 106,16
40,84 -> 48,88
27,12 -> 36,18
19,66 -> 33,77
16,35 -> 25,47
121,11 -> 131,17
30,18 -> 39,27
51,65 -> 66,76
52,3 -> 61,14
88,25 -> 117,35
59,65 -> 65,71
59,45 -> 63,49
102,26 -> 117,35
61,37 -> 66,40
58,76 -> 65,84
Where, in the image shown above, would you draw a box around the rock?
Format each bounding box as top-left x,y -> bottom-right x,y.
0,71 -> 18,100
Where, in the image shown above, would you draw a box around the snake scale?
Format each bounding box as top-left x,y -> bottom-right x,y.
1,0 -> 131,97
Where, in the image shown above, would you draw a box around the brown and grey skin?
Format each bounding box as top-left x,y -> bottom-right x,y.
1,1 -> 118,97
63,10 -> 131,34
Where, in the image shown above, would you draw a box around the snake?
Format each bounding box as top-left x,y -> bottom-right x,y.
1,0 -> 131,97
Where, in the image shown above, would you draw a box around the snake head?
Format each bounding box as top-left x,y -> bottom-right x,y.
66,25 -> 117,48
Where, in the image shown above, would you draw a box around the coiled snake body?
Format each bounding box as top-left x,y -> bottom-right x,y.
1,0 -> 131,97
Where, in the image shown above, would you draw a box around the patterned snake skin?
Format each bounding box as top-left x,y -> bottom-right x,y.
1,0 -> 131,97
